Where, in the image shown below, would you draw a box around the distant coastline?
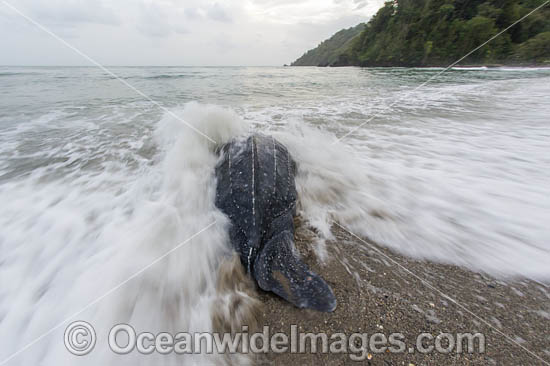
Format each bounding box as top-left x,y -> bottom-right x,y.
290,63 -> 550,68
291,0 -> 550,68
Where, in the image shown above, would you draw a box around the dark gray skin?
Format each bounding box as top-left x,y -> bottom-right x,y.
215,134 -> 336,312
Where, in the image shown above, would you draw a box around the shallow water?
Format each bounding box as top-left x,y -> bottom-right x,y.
1,66 -> 549,364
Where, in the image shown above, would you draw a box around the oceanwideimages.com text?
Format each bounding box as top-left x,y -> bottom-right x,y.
65,321 -> 486,361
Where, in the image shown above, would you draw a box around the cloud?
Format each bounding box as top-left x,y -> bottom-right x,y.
136,3 -> 173,37
355,1 -> 369,10
135,2 -> 189,38
207,3 -> 232,23
184,7 -> 203,20
134,1 -> 233,38
245,0 -> 384,25
0,0 -> 385,65
14,0 -> 120,26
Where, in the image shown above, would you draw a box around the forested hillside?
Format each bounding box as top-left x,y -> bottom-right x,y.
291,24 -> 365,66
292,0 -> 550,67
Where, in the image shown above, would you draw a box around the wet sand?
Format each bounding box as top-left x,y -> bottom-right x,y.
254,224 -> 550,365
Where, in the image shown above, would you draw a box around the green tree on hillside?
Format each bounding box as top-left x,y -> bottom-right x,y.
291,0 -> 550,66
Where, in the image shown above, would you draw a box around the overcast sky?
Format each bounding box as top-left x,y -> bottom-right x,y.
0,0 -> 385,66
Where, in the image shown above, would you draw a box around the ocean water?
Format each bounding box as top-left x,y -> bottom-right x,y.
1,66 -> 549,364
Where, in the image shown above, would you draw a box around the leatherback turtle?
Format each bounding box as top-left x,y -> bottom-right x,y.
215,134 -> 336,312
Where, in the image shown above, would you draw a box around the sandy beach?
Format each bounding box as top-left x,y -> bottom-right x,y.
253,223 -> 550,365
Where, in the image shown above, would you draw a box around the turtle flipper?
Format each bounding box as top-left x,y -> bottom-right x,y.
253,230 -> 337,312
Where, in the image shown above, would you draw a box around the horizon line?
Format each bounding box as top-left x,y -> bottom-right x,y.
0,64 -> 292,67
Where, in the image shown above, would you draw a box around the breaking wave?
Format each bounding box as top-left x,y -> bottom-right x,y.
1,65 -> 550,365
